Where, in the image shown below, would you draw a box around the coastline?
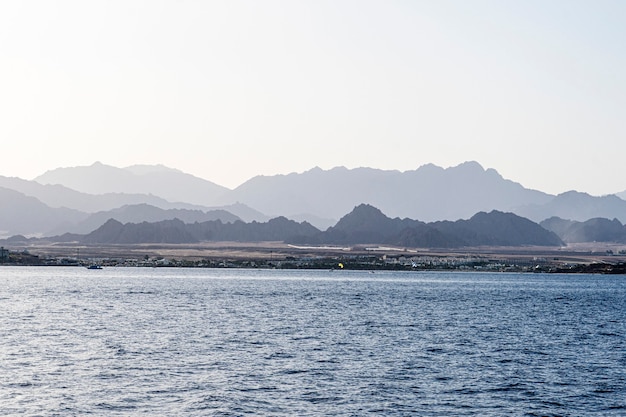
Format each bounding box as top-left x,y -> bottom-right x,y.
2,241 -> 626,274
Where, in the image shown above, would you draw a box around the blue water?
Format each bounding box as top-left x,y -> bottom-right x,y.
0,267 -> 625,416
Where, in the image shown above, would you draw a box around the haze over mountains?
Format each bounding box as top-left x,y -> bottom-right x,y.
36,161 -> 554,222
291,204 -> 563,248
35,162 -> 229,207
227,162 -> 554,223
2,161 -> 626,243
541,217 -> 626,244
13,204 -> 563,249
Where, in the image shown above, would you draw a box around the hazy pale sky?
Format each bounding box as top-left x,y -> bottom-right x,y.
1,0 -> 624,195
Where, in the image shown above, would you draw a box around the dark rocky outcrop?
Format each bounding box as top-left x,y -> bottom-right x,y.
432,211 -> 564,247
61,203 -> 240,235
80,217 -> 320,244
290,204 -> 563,247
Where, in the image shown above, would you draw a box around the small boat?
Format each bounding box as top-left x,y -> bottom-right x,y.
87,264 -> 103,270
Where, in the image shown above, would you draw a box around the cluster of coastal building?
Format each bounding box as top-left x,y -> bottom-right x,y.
0,246 -> 586,273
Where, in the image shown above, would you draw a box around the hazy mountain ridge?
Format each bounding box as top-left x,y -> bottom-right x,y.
19,204 -> 564,248
4,161 -> 626,238
0,174 -> 200,213
35,162 -> 230,207
229,161 -> 554,222
31,161 -> 557,224
515,191 -> 626,223
0,185 -> 243,238
0,187 -> 88,237
50,203 -> 241,235
541,217 -> 626,244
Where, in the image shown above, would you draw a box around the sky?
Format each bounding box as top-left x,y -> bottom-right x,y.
1,0 -> 625,195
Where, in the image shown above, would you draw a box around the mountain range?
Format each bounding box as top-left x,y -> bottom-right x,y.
11,204 -> 563,248
34,162 -> 229,207
226,162 -> 553,222
0,187 -> 86,237
515,191 -> 626,223
541,217 -> 626,244
2,161 -> 626,242
290,204 -> 563,248
53,204 -> 241,235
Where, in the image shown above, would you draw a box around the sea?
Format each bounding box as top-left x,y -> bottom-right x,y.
0,267 -> 624,416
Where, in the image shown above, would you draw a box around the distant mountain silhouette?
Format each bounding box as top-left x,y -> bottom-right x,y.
5,161 -> 626,237
430,210 -> 563,247
35,162 -> 230,207
541,217 -> 626,243
0,174 -> 202,212
34,161 -> 555,224
209,203 -> 270,223
51,203 -> 241,235
0,180 -> 247,237
301,204 -> 428,245
514,191 -> 626,223
0,170 -> 265,237
4,203 -> 564,247
80,216 -> 320,244
228,162 -> 553,222
82,218 -> 199,244
0,187 -> 88,237
290,204 -> 563,247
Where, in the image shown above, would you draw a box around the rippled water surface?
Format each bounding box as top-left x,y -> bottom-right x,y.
1,267 -> 625,416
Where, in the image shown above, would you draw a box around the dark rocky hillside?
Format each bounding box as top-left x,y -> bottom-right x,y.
431,211 -> 564,247
8,203 -> 564,248
289,204 -> 563,248
315,204 -> 425,244
80,217 -> 320,244
61,204 -> 240,235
